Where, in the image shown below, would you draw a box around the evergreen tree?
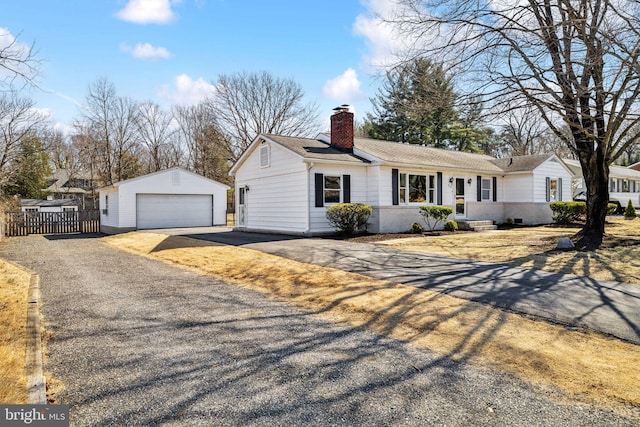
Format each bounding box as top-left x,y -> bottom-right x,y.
5,135 -> 51,198
364,58 -> 488,152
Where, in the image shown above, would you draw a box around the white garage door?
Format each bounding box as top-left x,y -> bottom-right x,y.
136,194 -> 213,229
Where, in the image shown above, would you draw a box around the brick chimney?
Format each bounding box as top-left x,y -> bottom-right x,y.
330,105 -> 354,153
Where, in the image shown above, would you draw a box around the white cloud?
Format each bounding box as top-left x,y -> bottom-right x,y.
322,68 -> 366,102
121,42 -> 172,59
353,0 -> 412,71
157,74 -> 216,105
115,0 -> 176,24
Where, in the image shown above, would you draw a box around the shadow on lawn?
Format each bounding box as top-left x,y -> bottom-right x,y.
257,240 -> 640,345
149,231 -> 302,253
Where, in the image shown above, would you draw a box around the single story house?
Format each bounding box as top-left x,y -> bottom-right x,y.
229,107 -> 573,235
98,167 -> 230,234
564,158 -> 640,209
20,198 -> 79,213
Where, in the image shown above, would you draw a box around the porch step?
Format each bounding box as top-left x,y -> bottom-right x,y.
457,220 -> 497,231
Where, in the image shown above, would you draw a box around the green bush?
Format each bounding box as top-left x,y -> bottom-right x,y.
444,219 -> 458,232
419,205 -> 453,231
549,201 -> 586,224
409,222 -> 425,234
607,203 -> 619,215
624,200 -> 637,219
325,203 -> 372,235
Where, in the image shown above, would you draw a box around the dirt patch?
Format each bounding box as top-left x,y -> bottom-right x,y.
105,232 -> 640,412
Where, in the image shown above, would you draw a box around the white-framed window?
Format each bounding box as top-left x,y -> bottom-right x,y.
24,208 -> 38,212
549,179 -> 558,201
324,175 -> 341,204
259,144 -> 270,168
63,207 -> 75,212
481,178 -> 492,201
399,173 -> 436,204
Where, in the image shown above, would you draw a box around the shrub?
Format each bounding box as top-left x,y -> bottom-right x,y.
325,203 -> 372,235
444,219 -> 458,232
624,200 -> 637,219
549,201 -> 586,224
607,203 -> 619,215
409,222 -> 425,234
419,205 -> 453,231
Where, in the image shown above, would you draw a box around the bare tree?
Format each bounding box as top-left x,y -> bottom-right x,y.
0,92 -> 45,189
209,71 -> 320,158
110,96 -> 141,181
0,29 -> 39,89
381,0 -> 640,245
79,78 -> 141,184
135,101 -> 178,173
174,104 -> 232,183
43,128 -> 74,169
500,106 -> 564,156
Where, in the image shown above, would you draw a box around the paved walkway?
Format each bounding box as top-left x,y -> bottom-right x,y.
175,228 -> 640,345
4,234 -> 636,425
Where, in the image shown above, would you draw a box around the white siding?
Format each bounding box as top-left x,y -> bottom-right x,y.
503,174 -> 533,202
235,141 -> 309,233
309,164 -> 370,234
100,188 -> 119,228
532,158 -> 573,202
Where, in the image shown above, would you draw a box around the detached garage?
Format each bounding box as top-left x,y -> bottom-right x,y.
98,168 -> 230,234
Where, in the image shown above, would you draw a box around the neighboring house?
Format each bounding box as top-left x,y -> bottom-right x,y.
564,159 -> 640,208
20,198 -> 79,213
229,107 -> 573,235
98,167 -> 230,234
44,169 -> 98,209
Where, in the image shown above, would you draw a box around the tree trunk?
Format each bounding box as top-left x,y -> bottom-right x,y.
577,144 -> 609,248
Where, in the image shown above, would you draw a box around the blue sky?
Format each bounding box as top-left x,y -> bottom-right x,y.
3,0 -> 402,133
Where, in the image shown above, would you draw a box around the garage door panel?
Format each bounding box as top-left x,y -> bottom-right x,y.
137,194 -> 213,229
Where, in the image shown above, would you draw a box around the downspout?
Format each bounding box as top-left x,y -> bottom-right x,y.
305,161 -> 314,235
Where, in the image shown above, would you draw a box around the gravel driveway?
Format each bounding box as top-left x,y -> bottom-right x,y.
1,234 -> 637,426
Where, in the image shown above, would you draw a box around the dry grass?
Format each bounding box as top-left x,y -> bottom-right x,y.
386,218 -> 640,285
0,260 -> 31,403
105,232 -> 640,410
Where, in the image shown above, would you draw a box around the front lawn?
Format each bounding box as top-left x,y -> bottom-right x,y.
385,217 -> 640,286
0,259 -> 30,403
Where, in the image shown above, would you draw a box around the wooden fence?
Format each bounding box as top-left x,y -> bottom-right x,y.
4,210 -> 100,237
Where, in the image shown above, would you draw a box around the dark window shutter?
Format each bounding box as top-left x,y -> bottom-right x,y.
437,172 -> 443,205
392,169 -> 399,205
558,177 -> 563,201
545,177 -> 551,202
315,173 -> 324,207
477,176 -> 482,202
492,177 -> 497,202
343,175 -> 351,203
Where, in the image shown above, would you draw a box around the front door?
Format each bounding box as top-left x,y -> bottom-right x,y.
455,178 -> 465,217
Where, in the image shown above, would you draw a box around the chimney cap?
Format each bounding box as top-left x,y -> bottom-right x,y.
333,104 -> 351,113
